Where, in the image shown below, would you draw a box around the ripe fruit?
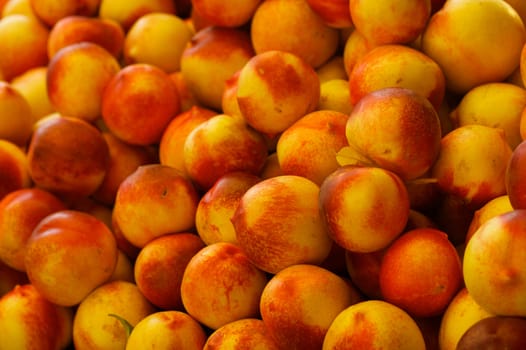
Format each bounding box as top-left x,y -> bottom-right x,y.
250,0 -> 340,68
276,110 -> 348,185
466,195 -> 513,243
260,264 -> 361,350
134,233 -> 205,310
72,280 -> 155,350
180,26 -> 254,111
98,0 -> 176,31
319,166 -> 410,253
112,164 -> 199,248
204,318 -> 279,350
236,50 -> 321,137
349,0 -> 431,45
456,316 -> 526,349
29,0 -> 99,27
159,106 -> 217,177
192,0 -> 261,28
0,14 -> 49,81
27,114 -> 110,199
101,63 -> 180,146
24,210 -> 118,306
181,242 -> 268,330
341,87 -> 442,181
10,67 -> 55,123
126,311 -> 207,350
349,44 -> 446,110
47,16 -> 125,59
123,13 -> 193,73
463,210 -> 526,316
379,228 -> 463,317
47,42 -> 120,122
0,188 -> 65,271
183,113 -> 268,190
195,172 -> 260,245
450,82 -> 526,149
322,300 -> 426,350
232,175 -> 333,274
0,139 -> 30,200
431,124 -> 513,208
421,0 -> 526,94
0,81 -> 33,146
306,0 -> 354,28
438,288 -> 495,350
0,284 -> 73,350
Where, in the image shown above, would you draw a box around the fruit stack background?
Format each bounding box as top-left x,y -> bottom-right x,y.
0,0 -> 526,349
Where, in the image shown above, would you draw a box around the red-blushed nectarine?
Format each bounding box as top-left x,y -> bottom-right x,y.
112,164 -> 199,248
236,50 -> 321,137
431,124 -> 513,209
24,210 -> 118,307
349,44 -> 446,111
421,0 -> 526,94
27,114 -> 110,200
183,113 -> 268,191
0,139 -> 30,201
159,105 -> 217,178
180,26 -> 255,111
438,288 -> 496,350
204,318 -> 279,350
379,228 -> 463,318
250,0 -> 340,68
47,41 -> 121,123
191,0 -> 261,28
101,63 -> 180,146
322,300 -> 426,349
463,210 -> 526,316
0,187 -> 65,271
341,87 -> 442,181
72,280 -> 156,350
0,14 -> 49,81
232,175 -> 333,274
126,311 -> 207,350
181,242 -> 268,330
134,233 -> 205,310
306,0 -> 353,28
221,70 -> 243,118
196,172 -> 260,245
349,0 -> 431,45
0,284 -> 73,349
260,264 -> 362,350
47,16 -> 125,59
319,166 -> 410,253
276,110 -> 349,186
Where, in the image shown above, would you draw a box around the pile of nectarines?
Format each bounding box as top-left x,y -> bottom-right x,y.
1,0 -> 526,349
